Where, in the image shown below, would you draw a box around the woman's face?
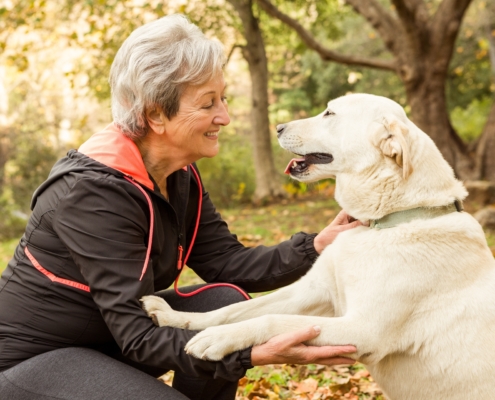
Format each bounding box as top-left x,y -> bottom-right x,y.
164,73 -> 230,162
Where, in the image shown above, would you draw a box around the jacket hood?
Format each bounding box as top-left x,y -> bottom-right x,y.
31,124 -> 154,210
78,124 -> 154,190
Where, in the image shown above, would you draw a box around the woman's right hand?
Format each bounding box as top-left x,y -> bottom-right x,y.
313,210 -> 366,254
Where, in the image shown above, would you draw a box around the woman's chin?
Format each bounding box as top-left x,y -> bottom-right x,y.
201,143 -> 220,159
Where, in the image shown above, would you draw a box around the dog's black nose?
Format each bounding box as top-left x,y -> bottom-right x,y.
276,124 -> 286,138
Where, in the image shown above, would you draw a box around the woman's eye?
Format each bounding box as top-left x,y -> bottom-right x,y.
203,96 -> 228,109
323,110 -> 335,117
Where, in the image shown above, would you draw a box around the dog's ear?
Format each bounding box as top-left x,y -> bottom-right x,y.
372,114 -> 413,179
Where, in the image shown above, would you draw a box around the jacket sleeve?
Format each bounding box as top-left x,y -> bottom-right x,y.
52,177 -> 251,381
187,187 -> 319,292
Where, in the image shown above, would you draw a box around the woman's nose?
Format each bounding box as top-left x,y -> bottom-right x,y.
214,103 -> 230,126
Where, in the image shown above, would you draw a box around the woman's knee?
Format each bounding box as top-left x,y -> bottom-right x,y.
1,347 -> 188,400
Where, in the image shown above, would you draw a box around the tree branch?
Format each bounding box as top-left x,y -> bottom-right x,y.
391,0 -> 423,34
433,0 -> 473,26
226,44 -> 243,65
255,0 -> 396,71
430,0 -> 473,66
389,0 -> 431,60
395,0 -> 429,24
344,0 -> 401,54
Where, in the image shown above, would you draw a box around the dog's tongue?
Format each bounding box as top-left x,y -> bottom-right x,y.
284,158 -> 305,175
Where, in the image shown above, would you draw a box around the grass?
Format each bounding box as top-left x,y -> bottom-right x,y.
1,190 -> 494,399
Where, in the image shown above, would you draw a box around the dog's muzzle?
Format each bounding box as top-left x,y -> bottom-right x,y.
284,153 -> 334,175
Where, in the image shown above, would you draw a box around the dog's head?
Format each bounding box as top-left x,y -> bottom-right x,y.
278,93 -> 467,220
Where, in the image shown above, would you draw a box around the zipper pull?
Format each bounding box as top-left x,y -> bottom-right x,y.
177,245 -> 183,270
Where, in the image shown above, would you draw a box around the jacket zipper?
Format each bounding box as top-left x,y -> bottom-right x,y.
143,173 -> 185,273
177,244 -> 183,270
133,170 -> 191,275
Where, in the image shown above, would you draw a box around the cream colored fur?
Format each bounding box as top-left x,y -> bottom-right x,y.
142,94 -> 495,399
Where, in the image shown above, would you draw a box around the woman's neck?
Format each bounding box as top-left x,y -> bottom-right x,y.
135,134 -> 188,198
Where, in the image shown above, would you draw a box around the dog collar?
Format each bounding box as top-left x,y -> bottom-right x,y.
370,200 -> 463,230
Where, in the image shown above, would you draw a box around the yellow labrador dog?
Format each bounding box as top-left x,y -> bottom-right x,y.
142,94 -> 495,399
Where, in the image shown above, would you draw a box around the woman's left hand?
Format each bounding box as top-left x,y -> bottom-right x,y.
313,210 -> 366,254
250,325 -> 356,366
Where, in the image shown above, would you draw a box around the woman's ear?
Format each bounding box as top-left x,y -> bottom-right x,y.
372,114 -> 413,179
146,108 -> 166,134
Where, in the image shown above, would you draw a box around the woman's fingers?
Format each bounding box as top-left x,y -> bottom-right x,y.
277,325 -> 321,346
330,210 -> 349,226
251,326 -> 357,366
316,357 -> 356,366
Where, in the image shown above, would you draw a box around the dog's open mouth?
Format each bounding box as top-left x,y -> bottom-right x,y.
284,153 -> 334,175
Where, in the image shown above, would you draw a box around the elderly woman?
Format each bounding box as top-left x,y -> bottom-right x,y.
0,15 -> 360,400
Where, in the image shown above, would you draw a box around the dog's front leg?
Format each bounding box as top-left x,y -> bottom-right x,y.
184,314 -> 371,362
141,270 -> 335,330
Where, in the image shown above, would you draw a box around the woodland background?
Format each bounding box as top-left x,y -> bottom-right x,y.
1,0 -> 495,398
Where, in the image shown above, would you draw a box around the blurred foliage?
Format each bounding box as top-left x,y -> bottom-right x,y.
447,4 -> 494,111
451,97 -> 493,142
197,132 -> 257,206
0,197 -> 27,241
445,1 -> 495,140
8,138 -> 57,211
0,238 -> 17,267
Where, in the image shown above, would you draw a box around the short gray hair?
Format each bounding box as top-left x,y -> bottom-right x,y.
109,15 -> 225,139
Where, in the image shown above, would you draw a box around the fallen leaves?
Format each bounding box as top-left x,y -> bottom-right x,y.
235,363 -> 383,400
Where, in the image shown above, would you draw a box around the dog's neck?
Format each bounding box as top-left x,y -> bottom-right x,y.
334,132 -> 467,222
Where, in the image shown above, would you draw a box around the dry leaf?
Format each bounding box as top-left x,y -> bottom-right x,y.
295,378 -> 318,393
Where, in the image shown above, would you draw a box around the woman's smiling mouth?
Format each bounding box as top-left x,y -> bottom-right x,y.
204,131 -> 219,139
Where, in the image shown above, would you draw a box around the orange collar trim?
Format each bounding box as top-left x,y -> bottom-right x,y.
78,124 -> 155,190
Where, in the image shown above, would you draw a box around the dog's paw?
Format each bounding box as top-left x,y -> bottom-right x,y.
140,295 -> 192,329
140,296 -> 173,327
185,325 -> 251,361
140,295 -> 169,327
141,295 -> 172,313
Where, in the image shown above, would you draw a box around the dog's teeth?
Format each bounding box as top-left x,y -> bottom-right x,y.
292,161 -> 297,168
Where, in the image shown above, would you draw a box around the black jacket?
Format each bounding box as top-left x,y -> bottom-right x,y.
0,124 -> 318,379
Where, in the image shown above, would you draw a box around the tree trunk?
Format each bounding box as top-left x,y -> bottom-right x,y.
477,10 -> 495,182
402,68 -> 477,179
227,0 -> 285,204
475,100 -> 495,182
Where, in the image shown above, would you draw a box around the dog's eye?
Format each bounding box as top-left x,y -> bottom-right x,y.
323,110 -> 335,117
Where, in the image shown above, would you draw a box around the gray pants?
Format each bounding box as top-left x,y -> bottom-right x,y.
0,285 -> 248,400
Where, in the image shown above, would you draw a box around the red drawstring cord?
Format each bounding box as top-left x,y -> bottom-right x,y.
173,165 -> 250,300
124,176 -> 154,281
